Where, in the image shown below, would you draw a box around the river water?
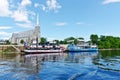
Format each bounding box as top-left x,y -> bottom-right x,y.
0,51 -> 120,80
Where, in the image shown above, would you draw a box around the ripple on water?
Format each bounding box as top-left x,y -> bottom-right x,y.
0,52 -> 120,80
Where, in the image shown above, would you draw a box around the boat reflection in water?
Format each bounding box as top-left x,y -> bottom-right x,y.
67,52 -> 98,64
24,53 -> 65,74
23,52 -> 99,77
0,51 -> 119,80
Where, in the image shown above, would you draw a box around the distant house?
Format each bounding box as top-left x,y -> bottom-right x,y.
0,40 -> 6,44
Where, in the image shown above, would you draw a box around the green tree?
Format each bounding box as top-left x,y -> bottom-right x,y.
78,37 -> 84,40
6,40 -> 10,45
97,35 -> 120,49
59,40 -> 64,44
53,40 -> 59,44
20,39 -> 24,44
90,34 -> 98,44
40,37 -> 47,44
74,39 -> 78,44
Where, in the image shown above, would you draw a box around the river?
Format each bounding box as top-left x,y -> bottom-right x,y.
0,50 -> 120,80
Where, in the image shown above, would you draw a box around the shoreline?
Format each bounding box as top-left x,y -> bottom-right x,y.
99,48 -> 120,51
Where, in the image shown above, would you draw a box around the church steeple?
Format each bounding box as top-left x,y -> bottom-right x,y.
35,13 -> 40,43
36,14 -> 39,26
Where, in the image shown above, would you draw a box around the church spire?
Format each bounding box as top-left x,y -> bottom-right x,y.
36,14 -> 39,26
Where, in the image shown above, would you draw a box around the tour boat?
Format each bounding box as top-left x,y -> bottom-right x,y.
67,44 -> 98,52
24,44 -> 63,54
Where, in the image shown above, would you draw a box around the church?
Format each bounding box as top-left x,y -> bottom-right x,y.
10,15 -> 40,45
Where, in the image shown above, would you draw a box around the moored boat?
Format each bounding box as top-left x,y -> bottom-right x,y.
24,48 -> 63,54
24,43 -> 63,54
67,44 -> 98,52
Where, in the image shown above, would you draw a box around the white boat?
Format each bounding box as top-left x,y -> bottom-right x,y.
24,44 -> 63,54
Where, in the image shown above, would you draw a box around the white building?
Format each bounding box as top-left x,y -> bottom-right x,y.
10,15 -> 40,45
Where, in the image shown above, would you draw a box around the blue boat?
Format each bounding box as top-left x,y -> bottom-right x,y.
67,44 -> 98,52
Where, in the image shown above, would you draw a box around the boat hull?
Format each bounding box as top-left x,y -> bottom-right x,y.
24,49 -> 63,54
67,48 -> 98,52
67,44 -> 98,52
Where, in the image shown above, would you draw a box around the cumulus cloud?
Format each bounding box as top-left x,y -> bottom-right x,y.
40,4 -> 46,11
103,0 -> 120,4
21,0 -> 31,7
11,0 -> 32,23
34,3 -> 39,8
12,10 -> 30,23
0,0 -> 61,29
55,22 -> 67,26
34,3 -> 46,11
46,0 -> 62,12
11,0 -> 34,28
35,0 -> 61,12
0,0 -> 12,17
0,0 -> 33,28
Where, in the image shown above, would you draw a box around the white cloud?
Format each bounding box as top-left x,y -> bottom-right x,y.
0,26 -> 12,30
21,0 -> 31,7
46,0 -> 62,12
34,3 -> 39,8
34,3 -> 46,11
55,22 -> 67,26
0,31 -> 12,40
40,4 -> 46,11
11,0 -> 32,23
35,0 -> 61,12
10,0 -> 34,28
0,0 -> 12,17
103,0 -> 120,4
12,10 -> 30,23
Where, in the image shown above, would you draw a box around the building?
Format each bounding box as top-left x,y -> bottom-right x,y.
0,40 -> 7,44
10,15 -> 40,45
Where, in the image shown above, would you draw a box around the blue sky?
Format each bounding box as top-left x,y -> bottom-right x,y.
0,0 -> 120,41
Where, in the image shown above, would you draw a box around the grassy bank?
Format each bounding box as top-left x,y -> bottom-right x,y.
0,46 -> 18,54
99,48 -> 120,51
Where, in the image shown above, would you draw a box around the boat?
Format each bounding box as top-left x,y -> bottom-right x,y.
67,39 -> 98,52
24,43 -> 63,54
67,44 -> 98,52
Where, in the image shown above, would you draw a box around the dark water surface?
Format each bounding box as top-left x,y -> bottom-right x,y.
0,51 -> 120,80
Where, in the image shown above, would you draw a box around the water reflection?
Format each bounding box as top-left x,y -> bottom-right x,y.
0,51 -> 120,80
94,50 -> 120,72
24,53 -> 65,73
67,52 -> 98,64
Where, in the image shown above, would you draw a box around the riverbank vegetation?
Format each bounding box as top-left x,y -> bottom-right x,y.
90,34 -> 120,49
40,34 -> 120,49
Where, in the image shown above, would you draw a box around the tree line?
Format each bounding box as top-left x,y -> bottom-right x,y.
41,34 -> 120,49
90,34 -> 120,49
40,37 -> 84,45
